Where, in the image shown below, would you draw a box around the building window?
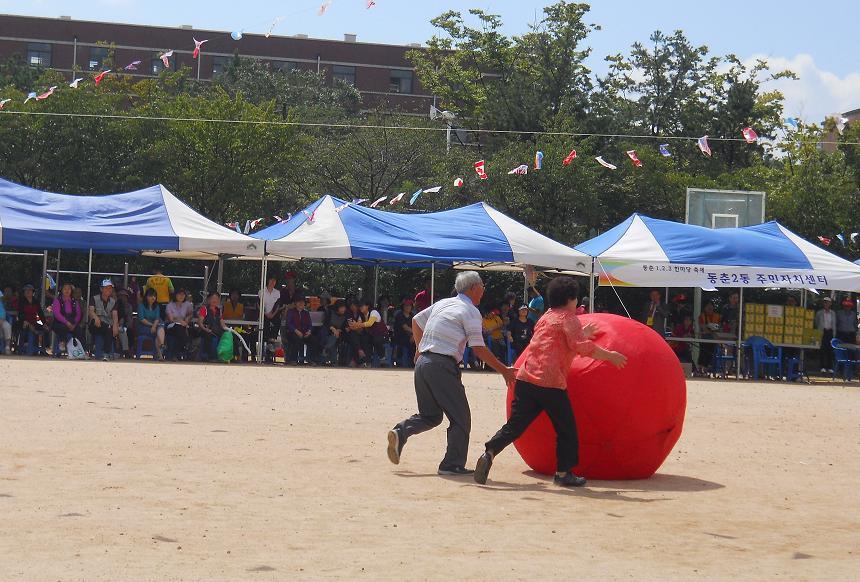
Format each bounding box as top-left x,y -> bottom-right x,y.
27,42 -> 52,68
212,56 -> 231,76
272,60 -> 299,73
332,65 -> 356,86
390,69 -> 413,94
88,47 -> 109,71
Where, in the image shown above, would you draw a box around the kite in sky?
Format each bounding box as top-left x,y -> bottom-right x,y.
742,127 -> 758,143
319,1 -> 333,15
36,86 -> 57,101
562,150 -> 577,166
595,156 -> 617,170
367,0 -> 376,7
94,70 -> 111,85
192,38 -> 208,59
697,135 -> 712,157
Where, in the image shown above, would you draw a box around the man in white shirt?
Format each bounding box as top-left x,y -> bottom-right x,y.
387,271 -> 517,476
260,276 -> 281,344
815,297 -> 836,373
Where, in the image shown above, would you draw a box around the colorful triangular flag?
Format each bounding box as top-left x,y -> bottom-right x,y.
534,151 -> 543,170
508,164 -> 528,175
453,178 -> 464,187
697,135 -> 711,157
595,156 -> 617,170
474,160 -> 488,180
817,236 -> 831,246
423,186 -> 442,194
409,188 -> 423,206
742,127 -> 758,143
370,196 -> 388,208
659,144 -> 671,157
626,150 -> 642,167
837,233 -> 846,246
562,150 -> 577,166
389,193 -> 405,206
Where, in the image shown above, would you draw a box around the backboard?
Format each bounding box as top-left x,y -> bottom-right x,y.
685,188 -> 766,228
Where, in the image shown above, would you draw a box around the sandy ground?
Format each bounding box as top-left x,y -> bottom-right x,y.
0,359 -> 858,581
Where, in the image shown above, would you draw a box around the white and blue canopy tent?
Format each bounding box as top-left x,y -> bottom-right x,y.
0,178 -> 263,259
575,213 -> 860,377
575,214 -> 860,292
254,195 -> 590,272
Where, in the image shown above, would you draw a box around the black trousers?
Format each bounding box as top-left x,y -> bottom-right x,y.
396,353 -> 471,469
485,379 -> 580,473
820,329 -> 835,369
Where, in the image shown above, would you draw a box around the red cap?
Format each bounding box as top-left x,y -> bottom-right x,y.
842,299 -> 854,308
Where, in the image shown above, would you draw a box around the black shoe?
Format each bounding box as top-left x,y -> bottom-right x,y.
387,428 -> 404,465
473,451 -> 494,485
438,465 -> 475,476
553,471 -> 587,487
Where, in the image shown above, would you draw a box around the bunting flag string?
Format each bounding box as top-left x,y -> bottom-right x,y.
408,188 -> 423,206
389,192 -> 405,206
370,195 -> 387,208
93,70 -> 111,86
453,177 -> 464,187
69,78 -> 83,88
192,38 -> 208,59
659,143 -> 672,157
474,160 -> 488,180
507,164 -> 528,175
123,60 -> 142,71
534,151 -> 543,170
159,50 -> 173,68
626,150 -> 642,167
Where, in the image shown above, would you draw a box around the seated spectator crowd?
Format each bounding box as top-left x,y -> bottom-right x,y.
0,270 -> 539,368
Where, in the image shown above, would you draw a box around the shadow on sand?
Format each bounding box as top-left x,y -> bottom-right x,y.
393,470 -> 723,503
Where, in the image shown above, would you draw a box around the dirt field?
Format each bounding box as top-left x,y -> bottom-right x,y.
0,358 -> 857,580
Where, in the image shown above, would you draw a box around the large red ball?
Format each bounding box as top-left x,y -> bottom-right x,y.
508,313 -> 686,479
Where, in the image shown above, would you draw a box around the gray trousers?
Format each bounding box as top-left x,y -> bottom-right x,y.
396,353 -> 471,469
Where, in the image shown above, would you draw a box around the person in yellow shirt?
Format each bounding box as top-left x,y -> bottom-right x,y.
144,266 -> 174,317
482,308 -> 506,360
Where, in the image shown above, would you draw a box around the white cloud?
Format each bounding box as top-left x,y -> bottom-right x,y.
750,53 -> 860,124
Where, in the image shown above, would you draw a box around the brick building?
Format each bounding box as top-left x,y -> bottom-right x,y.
0,13 -> 435,113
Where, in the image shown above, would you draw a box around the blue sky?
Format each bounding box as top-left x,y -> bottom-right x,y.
4,1 -> 858,121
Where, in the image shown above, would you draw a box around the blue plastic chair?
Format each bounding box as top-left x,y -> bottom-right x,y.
712,343 -> 737,378
746,336 -> 782,380
830,338 -> 854,381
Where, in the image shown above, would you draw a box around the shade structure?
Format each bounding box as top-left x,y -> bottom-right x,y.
0,178 -> 263,259
254,195 -> 591,272
575,214 -> 860,291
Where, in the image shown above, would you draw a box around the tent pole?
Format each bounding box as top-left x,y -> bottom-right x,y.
736,287 -> 744,379
523,272 -> 528,306
216,258 -> 224,296
430,263 -> 435,304
55,250 -> 62,289
256,256 -> 267,364
373,264 -> 379,303
203,265 -> 210,296
40,250 -> 48,308
84,249 -> 93,325
588,258 -> 596,314
122,262 -> 129,290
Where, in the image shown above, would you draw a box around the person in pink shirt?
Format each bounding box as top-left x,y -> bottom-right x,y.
51,281 -> 83,353
474,276 -> 626,488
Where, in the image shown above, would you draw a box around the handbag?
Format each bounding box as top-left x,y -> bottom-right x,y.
67,337 -> 87,360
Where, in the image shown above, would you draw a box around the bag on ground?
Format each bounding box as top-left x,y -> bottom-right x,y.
216,331 -> 233,362
67,337 -> 87,360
